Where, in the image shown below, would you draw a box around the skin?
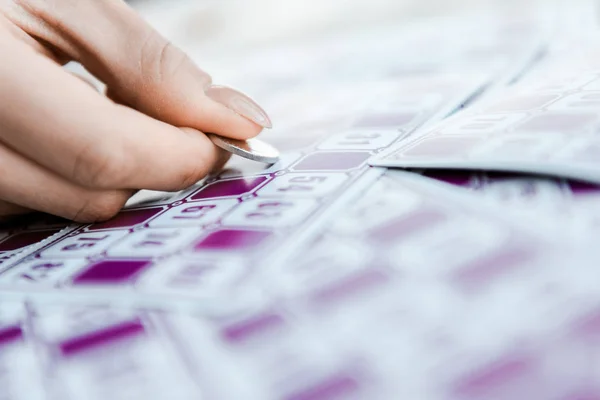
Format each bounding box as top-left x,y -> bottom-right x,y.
0,0 -> 266,223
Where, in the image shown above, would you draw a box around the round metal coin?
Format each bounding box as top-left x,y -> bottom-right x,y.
208,134 -> 280,164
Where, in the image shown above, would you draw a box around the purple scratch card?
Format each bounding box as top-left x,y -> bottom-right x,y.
0,70 -> 491,299
371,53 -> 600,184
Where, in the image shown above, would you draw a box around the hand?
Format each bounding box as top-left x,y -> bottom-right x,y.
0,0 -> 271,222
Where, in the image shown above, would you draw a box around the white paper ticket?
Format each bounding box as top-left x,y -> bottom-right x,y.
2,172 -> 599,400
370,48 -> 600,183
0,6 -> 545,304
419,168 -> 600,239
0,4 -> 583,400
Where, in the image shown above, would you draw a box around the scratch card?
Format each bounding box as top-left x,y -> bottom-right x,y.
370,52 -> 600,183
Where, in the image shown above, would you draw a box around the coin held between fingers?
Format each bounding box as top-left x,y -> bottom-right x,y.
207,134 -> 280,164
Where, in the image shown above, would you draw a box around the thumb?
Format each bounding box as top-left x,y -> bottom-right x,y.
11,0 -> 269,139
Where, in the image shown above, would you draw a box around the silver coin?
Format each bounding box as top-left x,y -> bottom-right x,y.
208,134 -> 280,164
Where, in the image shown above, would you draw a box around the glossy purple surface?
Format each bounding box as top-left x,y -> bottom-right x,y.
422,170 -> 474,187
568,180 -> 600,196
311,270 -> 388,305
59,319 -> 145,356
571,309 -> 600,340
191,177 -> 268,200
453,356 -> 535,397
369,209 -> 447,242
88,208 -> 163,230
285,375 -> 360,400
221,313 -> 285,344
194,229 -> 272,251
73,260 -> 150,284
0,326 -> 23,346
0,229 -> 60,252
453,246 -> 535,286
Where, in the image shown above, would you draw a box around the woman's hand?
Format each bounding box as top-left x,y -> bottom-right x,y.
0,0 -> 270,222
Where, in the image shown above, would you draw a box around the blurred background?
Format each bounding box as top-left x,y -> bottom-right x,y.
127,0 -> 528,52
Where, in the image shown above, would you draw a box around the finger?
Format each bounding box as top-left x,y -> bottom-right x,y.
205,85 -> 273,129
69,71 -> 100,91
7,0 -> 269,139
0,41 -> 229,191
64,62 -> 104,92
0,142 -> 133,223
0,14 -> 69,64
0,200 -> 32,218
209,148 -> 232,175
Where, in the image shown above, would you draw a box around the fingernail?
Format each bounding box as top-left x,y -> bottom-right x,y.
206,85 -> 273,129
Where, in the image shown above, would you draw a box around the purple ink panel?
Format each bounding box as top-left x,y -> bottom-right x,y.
221,313 -> 284,344
0,229 -> 60,252
568,180 -> 600,196
194,229 -> 272,251
59,319 -> 145,356
486,94 -> 559,112
401,136 -> 481,158
369,209 -> 447,243
570,309 -> 600,340
293,152 -> 371,171
484,171 -> 524,180
72,260 -> 150,284
453,246 -> 535,286
0,326 -> 23,346
422,170 -> 474,187
353,112 -> 416,128
453,356 -> 534,397
311,270 -> 388,305
88,207 -> 163,230
285,375 -> 360,400
515,113 -> 598,132
191,176 -> 268,200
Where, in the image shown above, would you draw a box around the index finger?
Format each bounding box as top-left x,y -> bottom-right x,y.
0,39 -> 227,191
5,0 -> 270,140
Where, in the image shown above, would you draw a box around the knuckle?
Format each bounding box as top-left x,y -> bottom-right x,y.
143,35 -> 184,82
157,41 -> 184,80
201,71 -> 213,89
70,191 -> 126,223
141,33 -> 211,87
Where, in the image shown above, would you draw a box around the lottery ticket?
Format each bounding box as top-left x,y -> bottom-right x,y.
370,55 -> 600,183
2,172 -> 599,400
0,70 -> 489,308
368,0 -> 600,180
256,170 -> 600,398
0,216 -> 75,269
0,2 -> 552,306
420,169 -> 600,240
0,301 -> 200,400
370,31 -> 600,183
0,4 -> 571,400
0,14 -> 550,303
